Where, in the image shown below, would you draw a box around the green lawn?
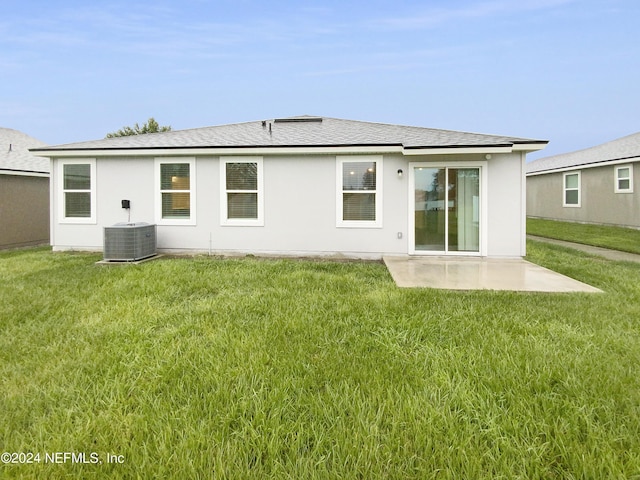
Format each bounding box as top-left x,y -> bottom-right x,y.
1,245 -> 640,479
528,217 -> 640,255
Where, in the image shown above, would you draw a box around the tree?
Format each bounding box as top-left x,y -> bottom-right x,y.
106,117 -> 171,138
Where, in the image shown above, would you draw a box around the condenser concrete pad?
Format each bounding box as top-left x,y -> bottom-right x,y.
383,256 -> 602,292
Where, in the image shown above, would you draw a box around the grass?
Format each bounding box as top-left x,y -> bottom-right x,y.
1,245 -> 640,478
528,217 -> 640,255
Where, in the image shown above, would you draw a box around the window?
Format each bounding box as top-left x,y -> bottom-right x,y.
155,158 -> 196,225
59,159 -> 96,223
337,156 -> 382,227
615,165 -> 633,193
220,157 -> 263,226
563,171 -> 581,207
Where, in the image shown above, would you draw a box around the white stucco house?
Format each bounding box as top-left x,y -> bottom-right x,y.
32,116 -> 547,259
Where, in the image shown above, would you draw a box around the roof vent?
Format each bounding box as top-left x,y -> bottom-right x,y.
273,117 -> 323,123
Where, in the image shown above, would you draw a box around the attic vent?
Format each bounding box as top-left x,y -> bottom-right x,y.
274,117 -> 323,123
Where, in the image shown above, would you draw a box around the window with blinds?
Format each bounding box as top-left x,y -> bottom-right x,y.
59,160 -> 96,223
342,161 -> 376,221
226,162 -> 258,219
221,157 -> 264,226
63,164 -> 91,218
337,156 -> 382,227
160,163 -> 191,219
155,158 -> 196,225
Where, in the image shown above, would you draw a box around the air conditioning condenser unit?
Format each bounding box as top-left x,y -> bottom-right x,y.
103,222 -> 157,261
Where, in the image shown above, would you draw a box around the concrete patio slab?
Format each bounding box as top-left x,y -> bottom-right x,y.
383,256 -> 602,292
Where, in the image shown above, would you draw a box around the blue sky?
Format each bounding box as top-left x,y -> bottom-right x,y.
2,0 -> 638,159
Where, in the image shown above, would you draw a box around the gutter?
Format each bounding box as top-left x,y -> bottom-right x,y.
0,168 -> 50,177
31,142 -> 547,158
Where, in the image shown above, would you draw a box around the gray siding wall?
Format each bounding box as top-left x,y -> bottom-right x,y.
527,161 -> 640,228
0,174 -> 50,249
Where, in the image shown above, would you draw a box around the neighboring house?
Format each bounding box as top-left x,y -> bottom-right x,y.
31,116 -> 547,259
527,132 -> 640,229
0,128 -> 49,249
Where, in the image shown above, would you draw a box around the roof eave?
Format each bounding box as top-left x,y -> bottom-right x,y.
0,168 -> 49,177
403,144 -> 522,155
31,144 -> 406,157
511,141 -> 549,152
31,141 -> 548,158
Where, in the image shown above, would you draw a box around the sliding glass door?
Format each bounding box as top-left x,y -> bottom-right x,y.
412,165 -> 481,254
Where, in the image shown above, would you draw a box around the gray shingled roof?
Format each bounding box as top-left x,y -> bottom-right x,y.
32,116 -> 546,152
0,128 -> 49,174
527,131 -> 640,174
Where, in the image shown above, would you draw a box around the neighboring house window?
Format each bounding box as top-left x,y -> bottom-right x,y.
563,171 -> 581,207
337,155 -> 383,227
615,165 -> 633,193
59,159 -> 96,223
220,157 -> 264,226
155,158 -> 196,225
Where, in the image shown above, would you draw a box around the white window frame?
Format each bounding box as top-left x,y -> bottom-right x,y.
615,165 -> 633,193
58,158 -> 97,224
563,171 -> 581,207
220,157 -> 264,226
336,155 -> 383,228
155,157 -> 196,226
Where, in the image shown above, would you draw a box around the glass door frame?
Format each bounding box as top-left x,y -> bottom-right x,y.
408,161 -> 488,256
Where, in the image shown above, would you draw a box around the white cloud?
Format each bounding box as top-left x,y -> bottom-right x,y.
374,0 -> 577,30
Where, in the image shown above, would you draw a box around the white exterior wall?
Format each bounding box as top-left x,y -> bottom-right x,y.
51,157 -> 156,250
156,154 -> 408,257
486,152 -> 526,257
50,152 -> 525,258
